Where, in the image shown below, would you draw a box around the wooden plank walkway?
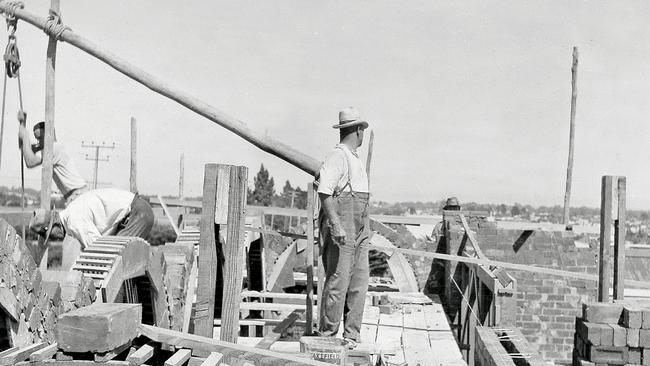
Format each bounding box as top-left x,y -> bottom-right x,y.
364,292 -> 467,366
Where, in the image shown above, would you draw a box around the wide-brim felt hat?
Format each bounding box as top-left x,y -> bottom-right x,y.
332,107 -> 369,129
443,197 -> 460,209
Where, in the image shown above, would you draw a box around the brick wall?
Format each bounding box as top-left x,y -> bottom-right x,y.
439,212 -> 599,364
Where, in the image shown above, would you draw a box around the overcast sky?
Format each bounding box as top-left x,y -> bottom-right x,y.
1,1 -> 649,209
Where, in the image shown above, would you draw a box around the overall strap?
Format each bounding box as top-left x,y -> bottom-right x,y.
333,146 -> 354,197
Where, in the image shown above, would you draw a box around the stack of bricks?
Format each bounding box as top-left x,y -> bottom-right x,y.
157,242 -> 194,331
573,301 -> 650,366
0,219 -> 96,348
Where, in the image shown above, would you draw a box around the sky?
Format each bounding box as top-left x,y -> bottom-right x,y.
0,1 -> 649,209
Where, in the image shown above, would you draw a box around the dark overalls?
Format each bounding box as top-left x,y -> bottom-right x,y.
318,184 -> 370,341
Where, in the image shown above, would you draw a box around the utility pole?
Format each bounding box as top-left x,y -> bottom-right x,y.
130,117 -> 137,193
563,47 -> 578,229
179,153 -> 185,199
82,141 -> 115,189
288,190 -> 298,229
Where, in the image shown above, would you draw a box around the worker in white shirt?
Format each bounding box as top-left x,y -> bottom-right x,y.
316,107 -> 370,349
28,188 -> 154,249
17,111 -> 88,206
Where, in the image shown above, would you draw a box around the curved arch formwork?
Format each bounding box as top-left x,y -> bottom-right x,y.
369,233 -> 420,292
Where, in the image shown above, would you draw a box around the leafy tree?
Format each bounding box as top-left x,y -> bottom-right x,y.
248,164 -> 275,206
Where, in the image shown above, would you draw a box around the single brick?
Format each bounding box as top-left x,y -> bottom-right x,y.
642,308 -> 650,329
628,347 -> 642,365
609,324 -> 627,347
623,307 -> 643,329
577,318 -> 602,346
582,302 -> 624,324
600,324 -> 614,346
628,328 -> 640,347
640,329 -> 650,348
586,345 -> 628,365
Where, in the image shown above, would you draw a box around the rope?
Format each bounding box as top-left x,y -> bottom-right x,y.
1,1 -> 24,20
43,9 -> 69,40
0,6 -> 25,241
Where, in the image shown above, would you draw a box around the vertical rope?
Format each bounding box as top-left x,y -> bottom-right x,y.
0,71 -> 7,171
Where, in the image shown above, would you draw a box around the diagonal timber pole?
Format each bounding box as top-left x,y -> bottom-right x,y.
0,4 -> 321,175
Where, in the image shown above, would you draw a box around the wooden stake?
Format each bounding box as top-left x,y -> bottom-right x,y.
598,176 -> 614,302
220,165 -> 248,343
0,5 -> 321,176
613,177 -> 626,300
130,117 -> 137,193
157,195 -> 180,236
563,47 -> 578,227
365,130 -> 374,189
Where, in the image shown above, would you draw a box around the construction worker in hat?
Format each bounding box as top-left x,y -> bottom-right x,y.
17,111 -> 88,206
316,106 -> 370,349
430,197 -> 462,241
29,188 -> 154,251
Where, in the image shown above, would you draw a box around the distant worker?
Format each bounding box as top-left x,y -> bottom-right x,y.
430,197 -> 461,241
28,188 -> 154,249
317,107 -> 370,349
17,111 -> 88,206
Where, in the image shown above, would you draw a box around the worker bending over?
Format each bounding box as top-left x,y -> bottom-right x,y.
28,188 -> 154,249
17,111 -> 88,206
317,107 -> 370,349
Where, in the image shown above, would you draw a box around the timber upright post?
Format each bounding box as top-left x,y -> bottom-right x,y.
37,0 -> 60,266
598,176 -> 626,301
219,165 -> 248,344
305,183 -> 316,335
193,164 -> 248,350
193,165 -> 221,345
130,117 -> 137,193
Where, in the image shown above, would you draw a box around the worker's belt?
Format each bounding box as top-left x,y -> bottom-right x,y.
63,185 -> 88,200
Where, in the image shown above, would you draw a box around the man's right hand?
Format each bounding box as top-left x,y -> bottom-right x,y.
331,222 -> 347,243
17,110 -> 26,125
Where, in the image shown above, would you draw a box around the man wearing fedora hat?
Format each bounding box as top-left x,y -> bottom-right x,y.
317,106 -> 370,348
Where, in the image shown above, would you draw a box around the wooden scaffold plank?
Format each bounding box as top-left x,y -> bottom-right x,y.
193,164 -> 220,339
126,344 -> 154,366
220,165 -> 248,343
165,349 -> 192,366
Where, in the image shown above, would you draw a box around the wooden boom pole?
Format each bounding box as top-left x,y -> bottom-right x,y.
0,4 -> 321,175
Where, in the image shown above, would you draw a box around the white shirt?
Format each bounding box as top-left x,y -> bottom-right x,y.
317,144 -> 369,195
59,189 -> 135,248
52,143 -> 87,195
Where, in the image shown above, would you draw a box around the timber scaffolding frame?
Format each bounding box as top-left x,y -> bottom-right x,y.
0,2 -> 643,364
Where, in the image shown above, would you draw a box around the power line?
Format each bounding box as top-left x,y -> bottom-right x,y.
81,141 -> 115,189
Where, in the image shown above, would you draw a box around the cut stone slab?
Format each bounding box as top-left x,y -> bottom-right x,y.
582,303 -> 623,325
56,303 -> 142,353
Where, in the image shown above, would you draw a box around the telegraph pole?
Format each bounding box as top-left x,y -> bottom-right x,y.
130,117 -> 137,193
563,47 -> 578,229
179,153 -> 185,199
82,141 -> 115,189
